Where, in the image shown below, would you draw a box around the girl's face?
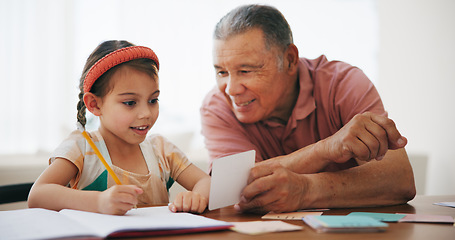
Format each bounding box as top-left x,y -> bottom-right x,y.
97,65 -> 159,147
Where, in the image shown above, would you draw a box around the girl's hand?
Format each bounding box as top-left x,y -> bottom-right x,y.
169,191 -> 208,214
98,185 -> 143,215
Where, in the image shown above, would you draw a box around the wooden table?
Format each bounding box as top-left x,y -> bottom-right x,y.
140,195 -> 455,239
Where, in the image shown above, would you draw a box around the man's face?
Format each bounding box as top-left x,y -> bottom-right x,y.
213,28 -> 297,124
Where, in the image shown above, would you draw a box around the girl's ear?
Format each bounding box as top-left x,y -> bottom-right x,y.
83,92 -> 102,116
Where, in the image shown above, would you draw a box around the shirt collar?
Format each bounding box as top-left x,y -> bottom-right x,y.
293,58 -> 316,120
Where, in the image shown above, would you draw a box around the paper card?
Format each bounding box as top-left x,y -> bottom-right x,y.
262,211 -> 323,220
209,150 -> 255,210
303,215 -> 388,233
299,208 -> 330,212
230,221 -> 303,235
434,202 -> 455,208
397,214 -> 454,223
347,212 -> 406,222
308,216 -> 388,228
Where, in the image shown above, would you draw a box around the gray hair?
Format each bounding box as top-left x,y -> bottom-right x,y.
214,4 -> 294,53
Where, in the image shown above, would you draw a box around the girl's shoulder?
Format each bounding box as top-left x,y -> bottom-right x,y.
53,130 -> 86,152
51,130 -> 103,158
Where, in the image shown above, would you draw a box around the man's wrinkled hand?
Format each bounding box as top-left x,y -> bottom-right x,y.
235,161 -> 308,213
318,112 -> 407,163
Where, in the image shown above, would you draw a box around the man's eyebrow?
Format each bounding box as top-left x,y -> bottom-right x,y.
239,63 -> 264,69
213,63 -> 264,69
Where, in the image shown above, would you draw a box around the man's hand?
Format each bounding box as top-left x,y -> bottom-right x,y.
235,161 -> 308,213
235,112 -> 409,213
318,112 -> 407,163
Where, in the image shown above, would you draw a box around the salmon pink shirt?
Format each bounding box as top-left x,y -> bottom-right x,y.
200,55 -> 386,173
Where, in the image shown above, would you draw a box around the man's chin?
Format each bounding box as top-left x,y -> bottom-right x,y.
234,113 -> 260,124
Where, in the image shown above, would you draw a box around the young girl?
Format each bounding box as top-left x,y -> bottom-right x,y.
28,40 -> 210,215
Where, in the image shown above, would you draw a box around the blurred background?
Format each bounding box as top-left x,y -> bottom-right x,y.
1,0 -> 454,205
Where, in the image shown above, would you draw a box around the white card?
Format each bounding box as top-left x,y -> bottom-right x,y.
230,221 -> 303,235
208,150 -> 255,210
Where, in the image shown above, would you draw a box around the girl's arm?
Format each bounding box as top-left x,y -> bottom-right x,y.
169,164 -> 211,213
28,158 -> 142,215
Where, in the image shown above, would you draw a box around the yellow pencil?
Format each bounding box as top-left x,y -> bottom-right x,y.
77,123 -> 122,185
77,123 -> 138,209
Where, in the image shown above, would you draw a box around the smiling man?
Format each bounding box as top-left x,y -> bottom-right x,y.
201,4 -> 416,213
213,27 -> 299,125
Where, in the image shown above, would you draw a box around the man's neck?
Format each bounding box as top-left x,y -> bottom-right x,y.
268,75 -> 300,125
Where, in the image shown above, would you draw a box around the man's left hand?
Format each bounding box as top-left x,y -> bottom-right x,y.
235,161 -> 308,213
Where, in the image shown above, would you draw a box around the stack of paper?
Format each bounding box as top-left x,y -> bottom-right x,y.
303,215 -> 388,233
434,202 -> 455,208
347,212 -> 454,224
347,212 -> 406,222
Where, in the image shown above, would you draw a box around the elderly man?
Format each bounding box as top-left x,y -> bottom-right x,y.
201,4 -> 415,213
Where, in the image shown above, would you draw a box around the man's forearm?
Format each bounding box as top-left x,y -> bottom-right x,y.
276,142 -> 331,174
299,148 -> 416,209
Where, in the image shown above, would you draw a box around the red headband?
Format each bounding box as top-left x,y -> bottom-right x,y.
83,46 -> 159,93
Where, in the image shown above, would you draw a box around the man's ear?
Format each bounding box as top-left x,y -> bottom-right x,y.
83,92 -> 102,116
285,44 -> 299,74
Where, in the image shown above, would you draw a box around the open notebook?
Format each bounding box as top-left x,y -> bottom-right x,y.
0,206 -> 232,239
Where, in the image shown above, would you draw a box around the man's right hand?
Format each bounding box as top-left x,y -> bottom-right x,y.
317,112 -> 407,163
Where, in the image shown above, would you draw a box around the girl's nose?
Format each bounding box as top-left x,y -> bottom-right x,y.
138,104 -> 153,119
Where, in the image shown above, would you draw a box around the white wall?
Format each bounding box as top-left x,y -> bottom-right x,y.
377,0 -> 455,195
